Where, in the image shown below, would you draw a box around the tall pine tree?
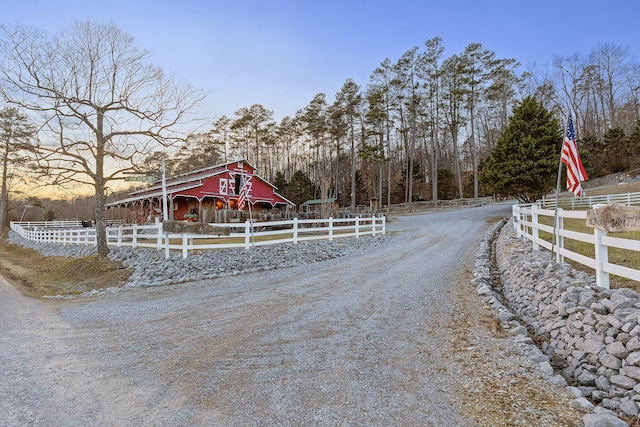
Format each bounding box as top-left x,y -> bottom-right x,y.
0,107 -> 37,230
479,97 -> 560,203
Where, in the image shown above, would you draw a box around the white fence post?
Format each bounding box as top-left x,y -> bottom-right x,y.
594,227 -> 610,289
512,205 -> 522,238
117,224 -> 123,247
244,221 -> 251,249
293,217 -> 299,244
164,232 -> 170,259
182,233 -> 189,259
156,218 -> 163,250
532,205 -> 539,251
355,216 -> 360,238
132,224 -> 138,249
556,208 -> 564,264
329,217 -> 334,241
371,215 -> 376,236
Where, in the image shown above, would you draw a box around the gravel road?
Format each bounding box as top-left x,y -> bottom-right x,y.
0,204 -> 585,426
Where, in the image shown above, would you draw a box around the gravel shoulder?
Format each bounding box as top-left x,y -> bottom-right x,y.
1,204 -> 586,426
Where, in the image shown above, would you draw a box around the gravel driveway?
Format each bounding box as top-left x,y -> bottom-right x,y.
0,204 -> 586,426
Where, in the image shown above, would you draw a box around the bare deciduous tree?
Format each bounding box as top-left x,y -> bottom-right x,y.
0,21 -> 204,256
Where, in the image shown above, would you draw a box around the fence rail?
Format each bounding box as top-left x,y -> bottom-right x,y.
512,204 -> 640,289
539,191 -> 640,209
10,215 -> 386,259
15,220 -> 85,228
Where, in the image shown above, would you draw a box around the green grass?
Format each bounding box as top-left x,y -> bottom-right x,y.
532,181 -> 640,291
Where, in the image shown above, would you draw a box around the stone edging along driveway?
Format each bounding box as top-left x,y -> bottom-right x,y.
475,218 -> 635,426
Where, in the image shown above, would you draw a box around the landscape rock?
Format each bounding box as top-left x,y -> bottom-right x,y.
9,231 -> 390,292
583,413 -> 629,427
489,219 -> 640,423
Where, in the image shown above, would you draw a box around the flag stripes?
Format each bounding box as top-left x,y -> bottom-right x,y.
237,184 -> 247,210
237,175 -> 250,210
561,116 -> 588,196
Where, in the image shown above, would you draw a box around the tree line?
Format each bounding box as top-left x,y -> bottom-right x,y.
148,40 -> 640,208
1,20 -> 639,256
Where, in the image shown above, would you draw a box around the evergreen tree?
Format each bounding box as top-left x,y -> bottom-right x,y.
437,169 -> 456,200
174,131 -> 224,173
602,127 -> 629,173
138,151 -> 176,177
272,171 -> 288,194
629,120 -> 640,168
282,170 -> 317,206
479,97 -> 560,203
0,107 -> 37,230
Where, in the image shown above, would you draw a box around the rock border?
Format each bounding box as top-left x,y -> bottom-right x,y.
7,230 -> 390,298
473,218 -> 634,427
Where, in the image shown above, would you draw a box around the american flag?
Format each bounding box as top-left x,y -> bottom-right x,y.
561,116 -> 588,196
237,177 -> 248,210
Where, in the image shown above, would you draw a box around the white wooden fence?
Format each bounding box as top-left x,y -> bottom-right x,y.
512,204 -> 640,289
11,216 -> 386,259
539,191 -> 640,209
15,220 -> 87,228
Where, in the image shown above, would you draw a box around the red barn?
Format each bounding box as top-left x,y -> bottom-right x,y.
107,159 -> 294,224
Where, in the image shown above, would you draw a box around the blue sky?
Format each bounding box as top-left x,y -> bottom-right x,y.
4,0 -> 639,123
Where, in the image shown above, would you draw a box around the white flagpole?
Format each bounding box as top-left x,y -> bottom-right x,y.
161,159 -> 168,221
246,174 -> 254,245
551,115 -> 571,260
